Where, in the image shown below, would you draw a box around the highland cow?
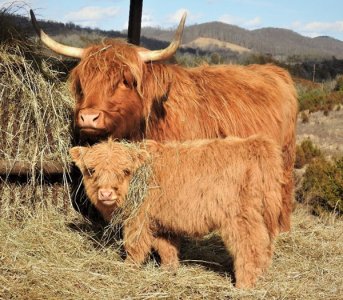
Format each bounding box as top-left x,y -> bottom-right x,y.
70,135 -> 283,288
31,10 -> 297,232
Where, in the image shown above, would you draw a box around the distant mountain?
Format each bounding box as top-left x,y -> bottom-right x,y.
142,22 -> 343,59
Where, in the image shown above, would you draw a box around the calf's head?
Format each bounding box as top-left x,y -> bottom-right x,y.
69,141 -> 148,221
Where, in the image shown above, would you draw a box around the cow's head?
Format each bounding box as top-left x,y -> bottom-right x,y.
30,10 -> 186,143
69,140 -> 148,221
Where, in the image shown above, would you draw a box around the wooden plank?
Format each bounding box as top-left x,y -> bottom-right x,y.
128,0 -> 143,45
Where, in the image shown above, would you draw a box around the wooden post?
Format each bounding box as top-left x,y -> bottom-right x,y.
128,0 -> 143,45
0,159 -> 67,176
312,63 -> 316,82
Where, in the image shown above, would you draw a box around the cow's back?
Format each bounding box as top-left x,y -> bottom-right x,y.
145,63 -> 297,145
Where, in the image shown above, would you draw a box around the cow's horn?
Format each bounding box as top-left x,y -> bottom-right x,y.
138,12 -> 186,62
30,10 -> 84,58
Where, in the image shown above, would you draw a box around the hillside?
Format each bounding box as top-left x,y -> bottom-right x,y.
142,22 -> 343,59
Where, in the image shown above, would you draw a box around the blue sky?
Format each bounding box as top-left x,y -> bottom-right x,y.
3,0 -> 343,40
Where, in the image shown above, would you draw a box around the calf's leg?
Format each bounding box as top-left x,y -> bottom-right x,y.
152,236 -> 180,269
124,219 -> 153,265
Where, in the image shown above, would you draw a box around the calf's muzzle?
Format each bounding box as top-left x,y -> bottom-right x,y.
98,188 -> 117,203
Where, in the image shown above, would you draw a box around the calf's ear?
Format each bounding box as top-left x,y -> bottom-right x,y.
134,149 -> 149,169
129,148 -> 149,172
69,147 -> 88,167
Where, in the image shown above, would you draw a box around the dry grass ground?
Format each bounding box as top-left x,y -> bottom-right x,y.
0,204 -> 342,299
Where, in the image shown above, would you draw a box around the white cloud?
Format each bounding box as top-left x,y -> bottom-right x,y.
122,12 -> 156,29
65,6 -> 120,22
245,17 -> 262,27
0,0 -> 11,8
290,20 -> 343,38
219,14 -> 262,29
167,8 -> 202,26
141,13 -> 155,27
292,20 -> 343,32
168,8 -> 188,24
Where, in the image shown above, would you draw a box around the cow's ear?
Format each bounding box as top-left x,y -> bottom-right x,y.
69,147 -> 87,168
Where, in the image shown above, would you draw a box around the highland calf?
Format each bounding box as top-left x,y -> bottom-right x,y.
70,135 -> 283,288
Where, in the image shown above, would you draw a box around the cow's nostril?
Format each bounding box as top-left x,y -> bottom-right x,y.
80,115 -> 84,122
92,114 -> 100,122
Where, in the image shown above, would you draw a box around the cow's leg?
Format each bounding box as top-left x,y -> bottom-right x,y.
220,212 -> 273,288
152,236 -> 180,270
123,219 -> 153,265
280,136 -> 296,232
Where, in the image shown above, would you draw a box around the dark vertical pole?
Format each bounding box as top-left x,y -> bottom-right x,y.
128,0 -> 143,45
312,63 -> 316,82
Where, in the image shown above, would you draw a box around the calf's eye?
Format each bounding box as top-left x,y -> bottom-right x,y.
123,169 -> 131,176
87,168 -> 95,176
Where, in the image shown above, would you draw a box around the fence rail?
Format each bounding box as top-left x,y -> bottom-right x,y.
0,159 -> 67,176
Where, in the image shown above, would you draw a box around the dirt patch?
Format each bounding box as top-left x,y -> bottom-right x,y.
297,107 -> 343,156
183,37 -> 251,53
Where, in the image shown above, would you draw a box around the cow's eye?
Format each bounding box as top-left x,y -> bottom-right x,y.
75,81 -> 84,98
123,169 -> 131,176
123,78 -> 130,88
87,168 -> 95,176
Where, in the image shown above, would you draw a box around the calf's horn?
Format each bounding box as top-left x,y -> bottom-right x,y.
138,12 -> 187,62
30,9 -> 85,58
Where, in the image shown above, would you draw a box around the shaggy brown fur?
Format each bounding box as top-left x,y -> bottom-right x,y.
70,136 -> 283,288
70,40 -> 297,231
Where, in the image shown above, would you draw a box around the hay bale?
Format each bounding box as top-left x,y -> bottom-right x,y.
0,44 -> 73,160
0,43 -> 74,215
